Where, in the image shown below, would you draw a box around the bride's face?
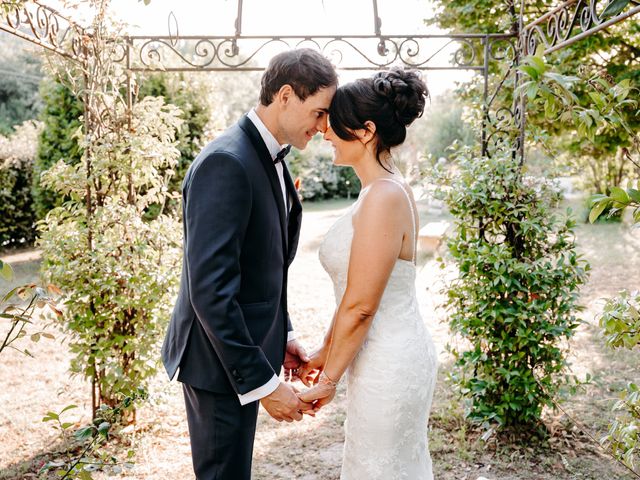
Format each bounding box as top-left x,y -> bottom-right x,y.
323,123 -> 362,167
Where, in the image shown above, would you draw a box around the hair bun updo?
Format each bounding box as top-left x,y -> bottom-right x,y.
372,68 -> 429,127
327,66 -> 430,172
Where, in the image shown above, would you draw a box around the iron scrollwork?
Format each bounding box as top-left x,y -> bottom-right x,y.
524,0 -> 640,55
0,0 -> 87,61
123,34 -> 513,72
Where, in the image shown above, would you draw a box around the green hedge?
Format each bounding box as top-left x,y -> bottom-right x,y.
0,121 -> 42,248
33,80 -> 83,219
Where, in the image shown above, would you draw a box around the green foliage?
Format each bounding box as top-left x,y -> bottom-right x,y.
40,390 -> 147,479
33,79 -> 84,219
1,279 -> 59,358
421,91 -> 475,161
589,182 -> 640,224
288,136 -> 361,200
427,0 -> 532,34
136,72 -> 210,196
0,33 -> 43,135
430,0 -> 640,196
589,184 -> 640,469
518,52 -> 639,203
598,290 -> 640,470
442,149 -> 589,430
602,0 -> 633,18
0,260 -> 12,281
517,55 -> 637,147
0,120 -> 42,247
34,72 -> 209,220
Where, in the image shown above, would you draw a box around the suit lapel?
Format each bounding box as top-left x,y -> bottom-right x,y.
238,115 -> 288,253
282,161 -> 303,265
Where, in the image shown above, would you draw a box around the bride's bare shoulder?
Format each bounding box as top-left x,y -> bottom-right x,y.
353,180 -> 408,222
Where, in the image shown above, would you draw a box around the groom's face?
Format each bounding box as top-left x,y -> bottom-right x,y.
279,85 -> 336,150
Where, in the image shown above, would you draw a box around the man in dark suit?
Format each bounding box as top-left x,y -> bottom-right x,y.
161,49 -> 338,479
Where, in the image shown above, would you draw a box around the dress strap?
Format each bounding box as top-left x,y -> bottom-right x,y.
376,178 -> 417,264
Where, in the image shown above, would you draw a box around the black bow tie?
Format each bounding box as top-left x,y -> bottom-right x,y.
274,145 -> 291,165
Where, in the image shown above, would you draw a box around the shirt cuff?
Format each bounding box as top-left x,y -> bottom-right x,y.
287,331 -> 296,342
237,374 -> 280,406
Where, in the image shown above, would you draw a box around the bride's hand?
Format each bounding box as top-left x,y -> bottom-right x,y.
297,372 -> 338,412
296,346 -> 328,387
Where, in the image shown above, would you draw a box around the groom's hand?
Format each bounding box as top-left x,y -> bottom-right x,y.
260,382 -> 313,422
283,339 -> 310,382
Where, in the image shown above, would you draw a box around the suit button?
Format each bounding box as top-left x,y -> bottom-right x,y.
237,377 -> 244,384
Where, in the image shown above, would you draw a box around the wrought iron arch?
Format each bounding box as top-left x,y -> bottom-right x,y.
1,0 -> 638,161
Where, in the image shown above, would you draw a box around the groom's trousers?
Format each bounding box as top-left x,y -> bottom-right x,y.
182,383 -> 260,480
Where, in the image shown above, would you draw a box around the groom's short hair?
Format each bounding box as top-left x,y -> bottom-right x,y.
260,49 -> 337,106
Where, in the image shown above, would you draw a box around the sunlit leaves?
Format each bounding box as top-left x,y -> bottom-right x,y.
38,56 -> 183,409
442,149 -> 589,430
601,0 -> 631,18
0,260 -> 12,281
598,291 -> 640,469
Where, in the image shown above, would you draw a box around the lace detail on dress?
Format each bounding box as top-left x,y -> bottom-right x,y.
318,185 -> 438,480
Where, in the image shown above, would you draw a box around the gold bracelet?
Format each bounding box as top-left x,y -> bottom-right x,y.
320,371 -> 339,388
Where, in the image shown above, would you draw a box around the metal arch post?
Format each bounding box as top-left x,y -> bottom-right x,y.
235,0 -> 243,37
372,0 -> 382,36
516,0 -> 526,166
481,35 -> 490,157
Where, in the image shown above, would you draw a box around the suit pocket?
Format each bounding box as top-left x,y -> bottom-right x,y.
239,301 -> 270,310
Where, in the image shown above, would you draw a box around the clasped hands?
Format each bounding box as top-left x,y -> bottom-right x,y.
260,339 -> 336,423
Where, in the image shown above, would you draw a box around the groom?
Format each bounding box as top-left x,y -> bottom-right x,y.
161,49 -> 338,479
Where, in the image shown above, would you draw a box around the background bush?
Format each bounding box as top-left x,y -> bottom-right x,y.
0,34 -> 43,136
0,120 -> 42,248
33,79 -> 84,219
442,150 -> 589,430
288,137 -> 361,201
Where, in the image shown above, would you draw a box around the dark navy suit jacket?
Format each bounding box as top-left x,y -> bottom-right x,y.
161,114 -> 302,396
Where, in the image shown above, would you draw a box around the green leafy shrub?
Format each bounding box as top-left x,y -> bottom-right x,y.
0,120 -> 42,247
136,72 -> 210,196
598,290 -> 640,470
40,389 -> 147,479
517,54 -> 639,199
38,92 -> 183,411
590,183 -> 640,224
33,79 -> 84,219
1,259 -> 59,359
590,187 -> 640,469
34,73 -> 209,221
442,150 -> 589,430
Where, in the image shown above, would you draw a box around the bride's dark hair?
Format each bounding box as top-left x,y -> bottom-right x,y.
328,67 -> 429,172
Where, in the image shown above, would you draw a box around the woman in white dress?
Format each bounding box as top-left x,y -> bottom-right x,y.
297,68 -> 439,479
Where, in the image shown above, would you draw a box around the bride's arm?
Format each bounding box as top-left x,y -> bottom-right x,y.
299,182 -> 408,404
297,310 -> 337,386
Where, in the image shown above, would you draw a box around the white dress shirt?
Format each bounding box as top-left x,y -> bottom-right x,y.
237,109 -> 296,406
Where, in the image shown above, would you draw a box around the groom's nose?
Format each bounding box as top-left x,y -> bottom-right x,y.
317,115 -> 329,134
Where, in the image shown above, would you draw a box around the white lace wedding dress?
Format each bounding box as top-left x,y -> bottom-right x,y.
319,178 -> 438,479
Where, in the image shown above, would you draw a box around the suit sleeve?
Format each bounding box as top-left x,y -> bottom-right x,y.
184,152 -> 276,395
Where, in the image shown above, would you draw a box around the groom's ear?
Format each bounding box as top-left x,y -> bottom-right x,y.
276,84 -> 294,106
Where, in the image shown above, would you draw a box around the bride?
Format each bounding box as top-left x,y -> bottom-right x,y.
297,67 -> 439,479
